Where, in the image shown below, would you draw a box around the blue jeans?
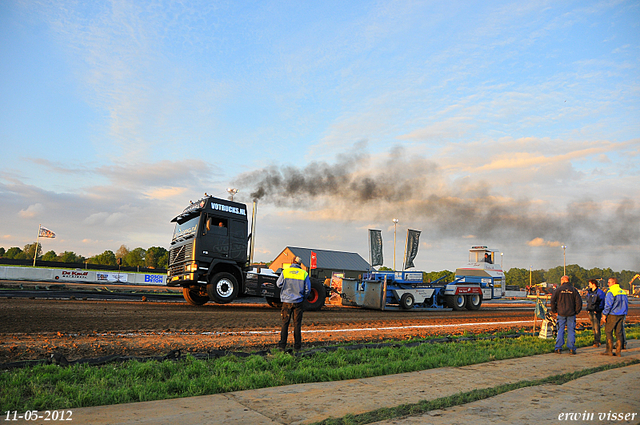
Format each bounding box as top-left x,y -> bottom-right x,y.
556,315 -> 576,350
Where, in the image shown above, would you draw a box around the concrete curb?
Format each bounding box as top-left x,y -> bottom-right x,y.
13,341 -> 640,425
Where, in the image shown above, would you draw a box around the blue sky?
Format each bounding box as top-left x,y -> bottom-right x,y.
1,0 -> 639,273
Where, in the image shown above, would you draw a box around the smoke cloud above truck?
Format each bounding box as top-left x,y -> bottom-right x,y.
234,145 -> 640,250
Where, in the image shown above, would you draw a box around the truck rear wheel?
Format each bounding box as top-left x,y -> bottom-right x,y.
445,294 -> 467,310
207,272 -> 239,304
304,279 -> 327,311
466,294 -> 482,310
400,293 -> 415,310
182,286 -> 209,306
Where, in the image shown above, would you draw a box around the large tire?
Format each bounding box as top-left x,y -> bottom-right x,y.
266,297 -> 282,309
303,279 -> 327,311
207,272 -> 239,304
466,294 -> 482,310
182,286 -> 209,306
400,293 -> 415,310
445,294 -> 467,311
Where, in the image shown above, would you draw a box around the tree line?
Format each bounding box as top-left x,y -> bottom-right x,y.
0,244 -> 169,269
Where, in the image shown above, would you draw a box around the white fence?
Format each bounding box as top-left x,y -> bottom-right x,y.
0,266 -> 166,286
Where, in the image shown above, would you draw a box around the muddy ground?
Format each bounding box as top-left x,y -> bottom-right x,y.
1,289 -> 638,363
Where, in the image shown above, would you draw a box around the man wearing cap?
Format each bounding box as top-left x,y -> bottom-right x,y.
601,278 -> 628,357
276,256 -> 311,351
550,275 -> 582,354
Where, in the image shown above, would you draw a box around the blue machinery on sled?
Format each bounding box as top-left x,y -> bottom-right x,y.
341,246 -> 505,311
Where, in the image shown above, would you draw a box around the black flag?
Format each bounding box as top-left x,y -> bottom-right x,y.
403,229 -> 421,270
368,229 -> 383,267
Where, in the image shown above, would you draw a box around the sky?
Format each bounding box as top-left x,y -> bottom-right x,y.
1,0 -> 639,273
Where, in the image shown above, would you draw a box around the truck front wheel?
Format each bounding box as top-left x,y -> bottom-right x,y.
466,294 -> 482,310
183,286 -> 209,306
207,272 -> 239,304
445,294 -> 467,310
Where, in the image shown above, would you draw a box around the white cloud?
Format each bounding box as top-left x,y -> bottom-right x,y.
19,203 -> 44,218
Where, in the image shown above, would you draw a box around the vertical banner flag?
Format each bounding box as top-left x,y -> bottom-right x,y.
403,229 -> 421,270
38,226 -> 56,238
310,251 -> 317,270
368,229 -> 383,267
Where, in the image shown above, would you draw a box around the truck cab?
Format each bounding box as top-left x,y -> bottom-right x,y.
454,246 -> 505,302
167,196 -> 249,305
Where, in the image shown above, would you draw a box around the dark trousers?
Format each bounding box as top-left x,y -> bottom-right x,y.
605,314 -> 625,347
279,302 -> 304,350
588,311 -> 602,344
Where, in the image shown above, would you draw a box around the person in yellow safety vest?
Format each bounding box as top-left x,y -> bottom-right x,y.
601,278 -> 629,357
276,256 -> 311,351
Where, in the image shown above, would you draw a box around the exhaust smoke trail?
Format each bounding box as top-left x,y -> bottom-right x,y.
234,146 -> 640,249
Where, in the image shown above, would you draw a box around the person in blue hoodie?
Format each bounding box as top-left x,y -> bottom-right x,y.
276,256 -> 311,351
585,279 -> 606,347
601,278 -> 628,357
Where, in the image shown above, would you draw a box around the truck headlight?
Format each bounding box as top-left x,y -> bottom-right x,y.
186,262 -> 198,272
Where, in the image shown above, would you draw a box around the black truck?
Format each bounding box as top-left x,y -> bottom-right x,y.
167,195 -> 327,310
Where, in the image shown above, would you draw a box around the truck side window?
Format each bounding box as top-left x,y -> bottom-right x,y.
205,216 -> 228,236
230,219 -> 247,239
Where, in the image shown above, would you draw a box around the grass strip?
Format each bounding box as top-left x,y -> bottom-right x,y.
313,359 -> 640,425
1,327 -> 638,412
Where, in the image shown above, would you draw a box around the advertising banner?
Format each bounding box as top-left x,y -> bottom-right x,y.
368,229 -> 383,267
96,272 -> 129,283
403,229 -> 421,270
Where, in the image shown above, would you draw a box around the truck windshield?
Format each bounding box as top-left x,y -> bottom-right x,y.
172,216 -> 199,242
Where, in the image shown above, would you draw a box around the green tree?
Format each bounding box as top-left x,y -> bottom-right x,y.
145,246 -> 168,269
58,251 -> 85,263
124,247 -> 146,267
42,250 -> 57,262
23,243 -> 42,261
0,247 -> 5,257
425,270 -> 455,283
87,250 -> 117,266
5,247 -> 23,259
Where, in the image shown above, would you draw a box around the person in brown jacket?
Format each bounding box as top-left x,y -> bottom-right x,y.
550,275 -> 583,354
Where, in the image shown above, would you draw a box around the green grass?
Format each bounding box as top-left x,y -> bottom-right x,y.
1,327 -> 638,413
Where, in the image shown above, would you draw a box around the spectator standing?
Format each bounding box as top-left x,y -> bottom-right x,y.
601,278 -> 629,357
276,256 -> 310,351
550,275 -> 583,354
585,279 -> 605,347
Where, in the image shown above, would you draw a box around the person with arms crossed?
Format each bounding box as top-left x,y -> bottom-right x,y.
585,279 -> 606,347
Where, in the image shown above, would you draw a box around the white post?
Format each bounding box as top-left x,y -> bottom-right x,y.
33,225 -> 41,267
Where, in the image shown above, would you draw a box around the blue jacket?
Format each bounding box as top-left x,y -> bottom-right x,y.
276,264 -> 311,303
602,284 -> 628,316
585,287 -> 605,313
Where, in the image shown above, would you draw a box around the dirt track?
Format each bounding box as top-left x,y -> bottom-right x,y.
1,295 -> 638,363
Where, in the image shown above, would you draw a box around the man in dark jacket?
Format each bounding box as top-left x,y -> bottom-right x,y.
550,275 -> 583,354
585,279 -> 605,347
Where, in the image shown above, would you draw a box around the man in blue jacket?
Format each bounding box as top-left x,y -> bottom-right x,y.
276,256 -> 311,351
585,279 -> 606,347
601,278 -> 628,357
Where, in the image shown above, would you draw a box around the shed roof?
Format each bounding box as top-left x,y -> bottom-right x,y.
286,246 -> 371,272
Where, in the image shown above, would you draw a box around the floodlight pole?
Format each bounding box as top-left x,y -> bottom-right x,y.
392,219 -> 399,271
561,245 -> 567,275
